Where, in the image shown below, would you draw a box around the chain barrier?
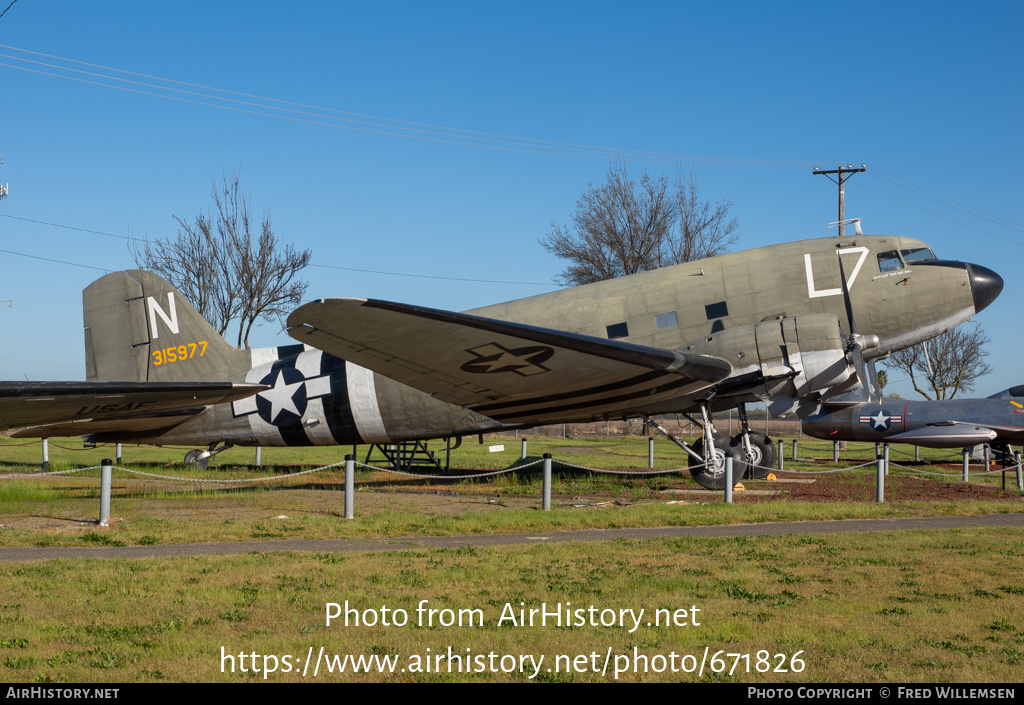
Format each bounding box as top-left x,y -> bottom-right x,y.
0,466 -> 100,479
355,459 -> 540,480
888,461 -> 1013,478
549,457 -> 700,476
115,461 -> 347,483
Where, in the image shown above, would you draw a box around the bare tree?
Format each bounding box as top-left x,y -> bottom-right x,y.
667,170 -> 739,264
541,162 -> 738,286
133,171 -> 311,348
883,323 -> 993,400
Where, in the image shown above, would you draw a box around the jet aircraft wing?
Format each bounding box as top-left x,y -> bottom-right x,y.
287,298 -> 732,424
0,381 -> 265,432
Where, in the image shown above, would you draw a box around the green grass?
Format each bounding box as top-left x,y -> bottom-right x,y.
0,528 -> 1021,682
1,435 -> 1020,548
2,435 -> 1022,683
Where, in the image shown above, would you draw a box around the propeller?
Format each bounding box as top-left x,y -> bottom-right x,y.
836,247 -> 879,402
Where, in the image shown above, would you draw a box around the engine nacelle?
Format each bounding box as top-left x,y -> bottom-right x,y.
677,314 -> 855,416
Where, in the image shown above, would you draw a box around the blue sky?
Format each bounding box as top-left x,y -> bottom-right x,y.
0,1 -> 1021,400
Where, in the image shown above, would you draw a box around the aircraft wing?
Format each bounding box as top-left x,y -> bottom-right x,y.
0,381 -> 265,432
287,298 -> 732,424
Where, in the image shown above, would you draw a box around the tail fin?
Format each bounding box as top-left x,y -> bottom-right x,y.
84,270 -> 250,382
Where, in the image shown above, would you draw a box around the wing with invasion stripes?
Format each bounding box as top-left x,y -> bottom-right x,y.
286,298 -> 732,425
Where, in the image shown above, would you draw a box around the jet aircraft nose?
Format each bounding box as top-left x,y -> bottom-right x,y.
966,263 -> 1003,314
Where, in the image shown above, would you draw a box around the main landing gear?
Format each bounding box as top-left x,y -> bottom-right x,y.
733,404 -> 776,479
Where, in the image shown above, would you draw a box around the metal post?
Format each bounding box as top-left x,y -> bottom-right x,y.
833,440 -> 839,464
984,445 -> 991,475
99,458 -> 112,526
255,446 -> 261,467
648,437 -> 654,469
884,443 -> 890,476
542,453 -> 552,511
792,439 -> 797,461
344,454 -> 355,519
914,446 -> 920,463
962,449 -> 970,482
520,438 -> 527,467
875,442 -> 881,458
876,454 -> 885,503
725,454 -> 733,504
42,438 -> 49,471
778,439 -> 784,472
1015,451 -> 1023,491
116,443 -> 122,465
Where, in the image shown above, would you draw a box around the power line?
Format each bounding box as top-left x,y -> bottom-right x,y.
0,213 -> 554,284
850,181 -> 1024,247
0,44 -> 826,168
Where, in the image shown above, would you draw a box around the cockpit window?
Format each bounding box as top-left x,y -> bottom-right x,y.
900,247 -> 936,263
877,250 -> 903,272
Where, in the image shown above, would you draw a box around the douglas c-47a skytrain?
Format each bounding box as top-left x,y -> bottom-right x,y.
7,230 -> 1003,489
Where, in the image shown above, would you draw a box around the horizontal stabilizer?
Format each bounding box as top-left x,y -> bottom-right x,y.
287,298 -> 731,423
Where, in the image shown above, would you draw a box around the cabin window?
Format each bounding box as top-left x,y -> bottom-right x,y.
655,311 -> 678,330
901,247 -> 936,263
877,250 -> 903,272
705,301 -> 728,320
606,322 -> 629,339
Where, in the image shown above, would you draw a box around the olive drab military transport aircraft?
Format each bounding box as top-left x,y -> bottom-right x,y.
10,231 -> 1003,489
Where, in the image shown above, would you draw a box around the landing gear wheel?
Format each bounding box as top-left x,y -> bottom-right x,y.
688,432 -> 747,489
184,449 -> 210,470
736,432 -> 776,479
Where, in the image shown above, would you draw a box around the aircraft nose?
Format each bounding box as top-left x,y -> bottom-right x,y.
966,263 -> 1003,313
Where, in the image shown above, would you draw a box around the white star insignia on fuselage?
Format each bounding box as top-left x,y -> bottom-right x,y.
258,370 -> 305,423
870,411 -> 891,430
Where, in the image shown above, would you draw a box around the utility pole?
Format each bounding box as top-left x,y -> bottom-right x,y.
813,165 -> 865,235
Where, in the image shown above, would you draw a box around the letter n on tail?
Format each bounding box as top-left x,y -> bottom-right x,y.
147,293 -> 179,339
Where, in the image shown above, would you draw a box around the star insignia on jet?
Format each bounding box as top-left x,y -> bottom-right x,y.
858,409 -> 903,431
460,343 -> 554,377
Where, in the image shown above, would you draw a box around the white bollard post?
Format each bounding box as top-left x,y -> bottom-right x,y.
542,453 -> 552,511
42,438 -> 49,471
520,438 -> 527,467
884,443 -> 890,476
255,446 -> 261,467
344,454 -> 355,519
725,454 -> 733,504
116,443 -> 122,465
778,439 -> 784,471
876,454 -> 885,503
963,449 -> 970,482
99,458 -> 112,526
648,437 -> 654,469
1015,451 -> 1023,491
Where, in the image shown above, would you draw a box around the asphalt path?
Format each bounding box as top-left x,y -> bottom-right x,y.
2,513 -> 1022,562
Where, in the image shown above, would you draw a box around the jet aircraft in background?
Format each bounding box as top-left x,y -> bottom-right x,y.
11,230 -> 1003,489
802,385 -> 1024,456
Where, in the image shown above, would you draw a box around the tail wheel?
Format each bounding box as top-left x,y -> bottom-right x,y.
184,449 -> 210,470
737,432 -> 776,479
688,432 -> 747,489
